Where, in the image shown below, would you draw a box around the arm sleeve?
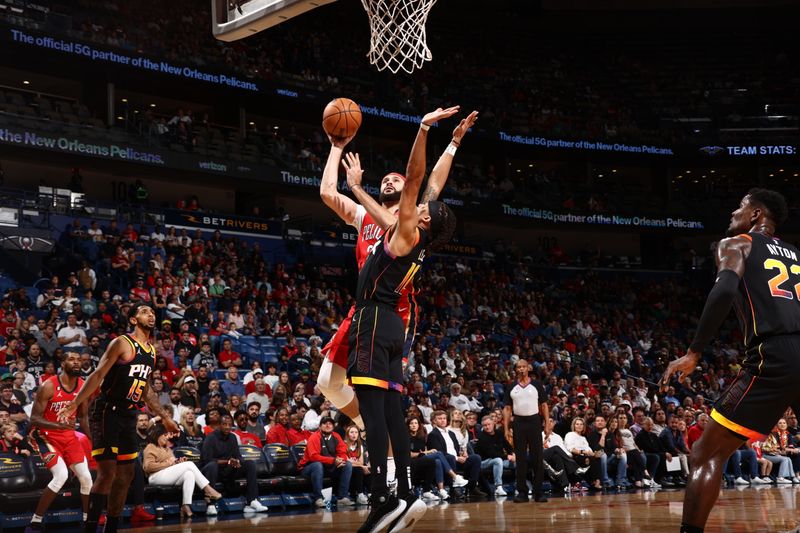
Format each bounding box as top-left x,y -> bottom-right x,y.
689,269 -> 740,353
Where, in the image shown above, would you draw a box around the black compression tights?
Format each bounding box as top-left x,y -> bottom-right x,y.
355,385 -> 411,498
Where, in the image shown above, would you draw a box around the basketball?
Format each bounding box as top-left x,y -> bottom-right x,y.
322,97 -> 363,140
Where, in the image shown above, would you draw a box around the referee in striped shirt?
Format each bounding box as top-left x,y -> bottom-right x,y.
503,359 -> 549,503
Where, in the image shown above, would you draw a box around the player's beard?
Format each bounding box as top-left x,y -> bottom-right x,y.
379,190 -> 401,204
67,366 -> 82,377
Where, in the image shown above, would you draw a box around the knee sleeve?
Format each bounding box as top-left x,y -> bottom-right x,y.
71,459 -> 93,495
47,458 -> 70,493
318,360 -> 354,409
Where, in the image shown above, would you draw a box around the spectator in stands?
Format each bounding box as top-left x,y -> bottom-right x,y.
168,387 -> 189,423
658,415 -> 690,483
449,383 -> 473,412
287,412 -> 311,445
243,402 -> 266,442
764,419 -> 800,482
616,413 -> 650,488
428,410 -> 485,497
687,412 -> 708,450
200,414 -> 267,514
221,366 -> 245,399
343,424 -> 370,505
298,415 -> 354,508
143,424 -> 222,518
0,421 -> 31,454
33,325 -> 58,359
233,410 -> 261,446
475,414 -> 514,496
246,380 -> 271,414
217,338 -> 242,368
634,417 -> 670,487
178,373 -> 203,415
302,396 -> 331,432
57,314 -> 87,351
266,407 -> 290,445
0,383 -> 26,426
178,410 -> 205,449
565,417 -> 603,490
192,341 -> 218,371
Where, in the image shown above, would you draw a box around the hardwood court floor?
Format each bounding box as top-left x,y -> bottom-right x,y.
127,486 -> 800,533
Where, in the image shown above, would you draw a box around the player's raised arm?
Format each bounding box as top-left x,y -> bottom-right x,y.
421,110 -> 478,203
661,235 -> 751,388
320,134 -> 360,225
57,337 -> 126,423
342,152 -> 397,230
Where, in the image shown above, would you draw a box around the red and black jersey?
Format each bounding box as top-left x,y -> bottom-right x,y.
734,232 -> 800,347
355,228 -> 428,310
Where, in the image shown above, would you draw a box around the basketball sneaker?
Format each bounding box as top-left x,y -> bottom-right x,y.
357,494 -> 406,533
388,495 -> 427,533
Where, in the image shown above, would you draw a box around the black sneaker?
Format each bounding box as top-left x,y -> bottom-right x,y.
357,494 -> 406,533
534,493 -> 548,503
468,484 -> 488,498
513,493 -> 529,503
388,494 -> 427,533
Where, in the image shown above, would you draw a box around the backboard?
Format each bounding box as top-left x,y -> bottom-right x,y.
212,0 -> 337,41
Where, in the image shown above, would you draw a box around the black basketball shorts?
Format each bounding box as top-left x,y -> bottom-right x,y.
347,303 -> 405,393
712,335 -> 800,439
89,397 -> 140,463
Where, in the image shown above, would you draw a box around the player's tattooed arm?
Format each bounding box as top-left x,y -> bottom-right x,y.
57,337 -> 125,423
144,380 -> 180,433
421,110 -> 479,203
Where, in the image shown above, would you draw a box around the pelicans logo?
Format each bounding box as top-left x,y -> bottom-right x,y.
699,146 -> 725,156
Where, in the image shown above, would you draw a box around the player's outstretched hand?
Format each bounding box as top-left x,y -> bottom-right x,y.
452,110 -> 479,145
328,133 -> 355,149
57,402 -> 78,425
342,152 -> 364,189
421,106 -> 461,127
660,349 -> 701,391
162,417 -> 180,434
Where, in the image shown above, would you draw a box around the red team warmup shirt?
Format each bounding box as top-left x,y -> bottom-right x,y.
323,205 -> 417,367
30,375 -> 88,468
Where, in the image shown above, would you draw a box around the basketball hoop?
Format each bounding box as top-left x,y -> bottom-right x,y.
361,0 -> 437,74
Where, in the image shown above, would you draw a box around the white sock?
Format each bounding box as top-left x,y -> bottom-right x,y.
387,456 -> 396,483
31,514 -> 43,524
353,415 -> 365,431
83,513 -> 88,522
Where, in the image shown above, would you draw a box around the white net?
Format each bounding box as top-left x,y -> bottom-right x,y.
361,0 -> 438,74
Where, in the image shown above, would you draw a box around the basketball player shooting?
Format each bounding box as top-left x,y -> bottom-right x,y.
317,106 -> 476,430
58,303 -> 179,533
350,114 -> 457,533
27,351 -> 93,531
661,189 -> 800,533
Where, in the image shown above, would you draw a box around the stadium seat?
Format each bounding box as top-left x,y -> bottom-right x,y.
263,443 -> 310,492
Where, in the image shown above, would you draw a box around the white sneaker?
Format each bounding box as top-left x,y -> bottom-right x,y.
643,478 -> 652,487
337,497 -> 354,507
315,498 -> 326,508
437,488 -> 449,500
793,476 -> 800,484
452,475 -> 468,488
205,504 -> 218,516
357,493 -> 370,505
777,477 -> 793,484
494,486 -> 507,496
244,500 -> 268,513
421,491 -> 439,501
751,476 -> 766,484
734,476 -> 750,485
762,476 -> 775,484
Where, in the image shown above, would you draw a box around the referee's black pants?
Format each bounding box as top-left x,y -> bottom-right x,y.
513,414 -> 544,496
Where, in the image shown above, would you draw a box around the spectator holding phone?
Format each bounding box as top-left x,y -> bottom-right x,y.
143,424 -> 221,518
